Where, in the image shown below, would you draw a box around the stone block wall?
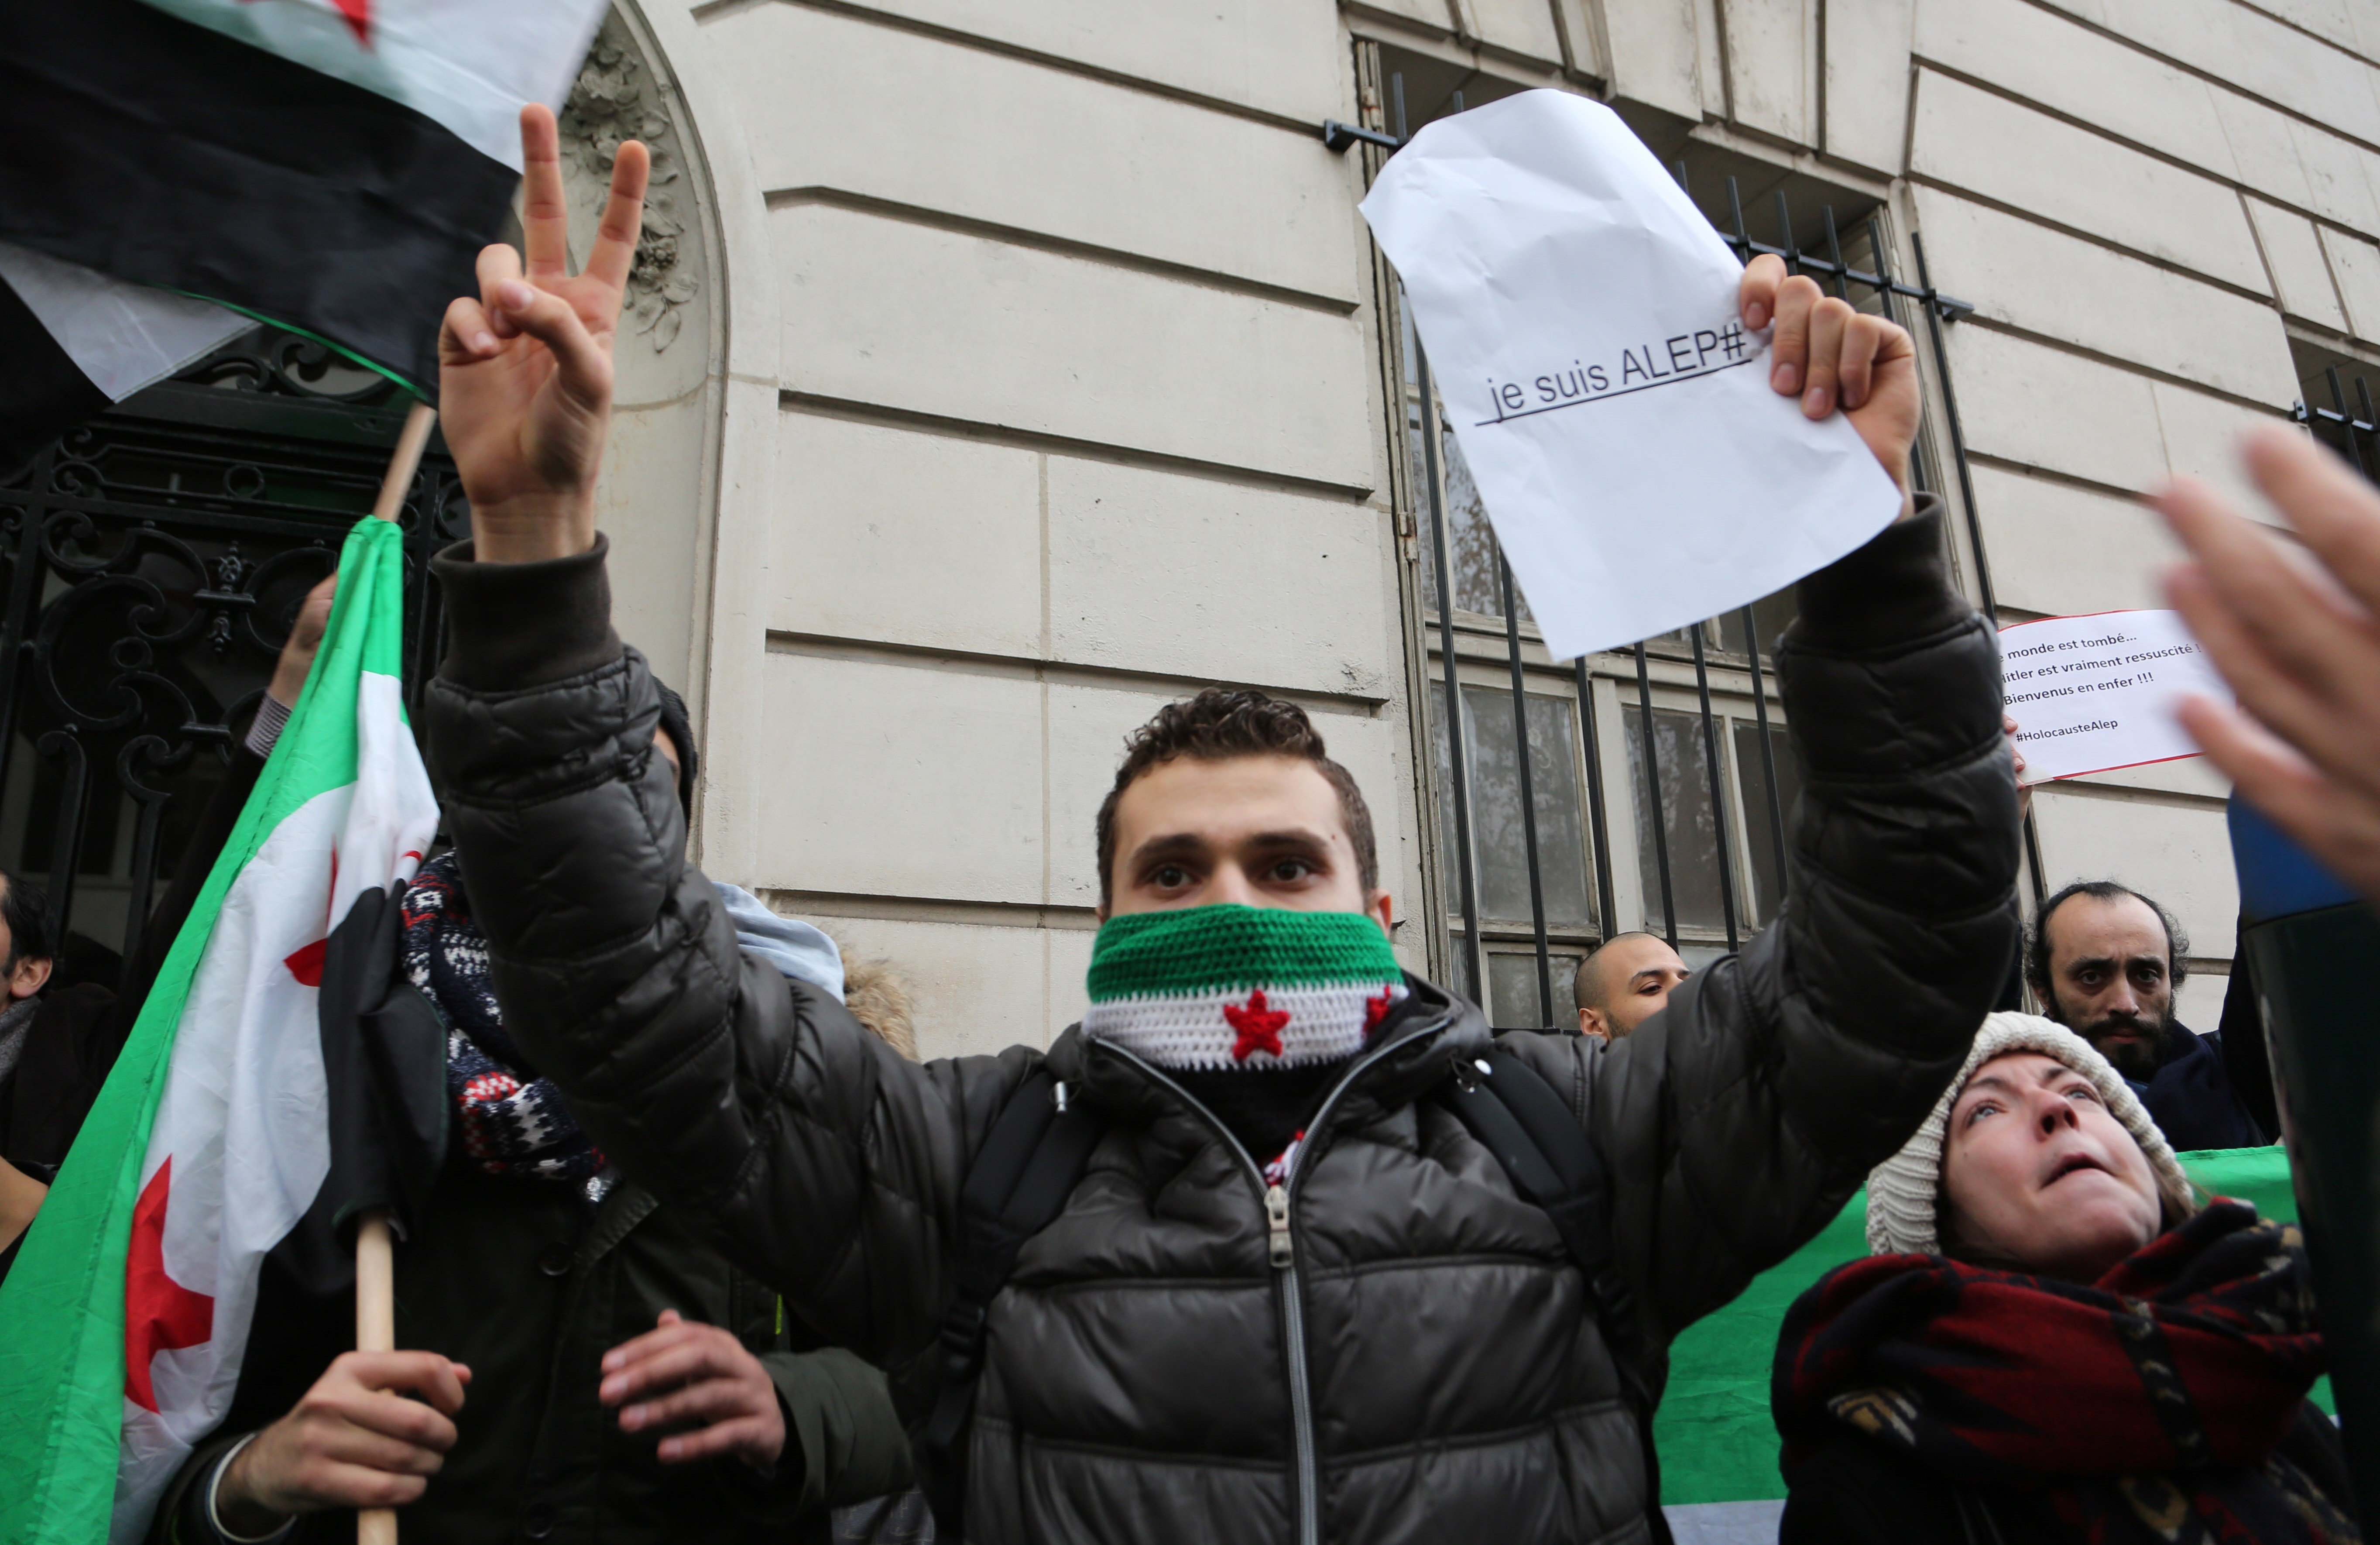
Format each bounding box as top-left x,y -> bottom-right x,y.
634,0 -> 1415,1057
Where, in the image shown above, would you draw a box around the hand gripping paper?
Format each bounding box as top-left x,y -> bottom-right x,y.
1361,91 -> 1906,660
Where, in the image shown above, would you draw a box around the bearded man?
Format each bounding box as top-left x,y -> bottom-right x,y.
2027,881 -> 2267,1149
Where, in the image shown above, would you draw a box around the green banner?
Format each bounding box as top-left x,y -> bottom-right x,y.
1655,1146 -> 2317,1504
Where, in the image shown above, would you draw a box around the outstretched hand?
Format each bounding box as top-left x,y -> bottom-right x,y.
438,103 -> 648,563
1739,254 -> 1920,513
2154,425 -> 2380,903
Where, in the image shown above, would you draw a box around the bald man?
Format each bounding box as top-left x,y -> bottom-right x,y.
1574,933 -> 1691,1042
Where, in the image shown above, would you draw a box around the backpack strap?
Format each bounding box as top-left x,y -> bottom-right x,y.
1438,1044 -> 1675,1545
919,1065 -> 1104,1526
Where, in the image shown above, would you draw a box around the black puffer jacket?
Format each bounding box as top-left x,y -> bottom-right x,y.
422,505 -> 2019,1545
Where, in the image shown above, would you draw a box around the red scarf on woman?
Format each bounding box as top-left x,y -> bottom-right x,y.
1773,1202 -> 2356,1543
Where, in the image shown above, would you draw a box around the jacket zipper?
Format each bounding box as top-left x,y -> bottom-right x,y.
1107,1014 -> 1453,1545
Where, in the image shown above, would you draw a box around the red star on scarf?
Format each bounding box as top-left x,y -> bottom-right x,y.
240,0 -> 373,46
1364,990 -> 1396,1032
124,1160 -> 215,1413
1224,990 -> 1291,1062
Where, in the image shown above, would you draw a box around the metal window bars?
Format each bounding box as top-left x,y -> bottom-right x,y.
2299,362 -> 2380,477
1334,86 -> 1996,1030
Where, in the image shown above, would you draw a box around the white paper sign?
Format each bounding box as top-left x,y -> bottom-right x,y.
1361,90 -> 1905,661
1999,610 -> 2229,783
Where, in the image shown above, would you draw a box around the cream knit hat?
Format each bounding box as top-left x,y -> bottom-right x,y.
1864,1011 -> 2194,1256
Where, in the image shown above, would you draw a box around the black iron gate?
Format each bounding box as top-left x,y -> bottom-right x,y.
0,328 -> 464,986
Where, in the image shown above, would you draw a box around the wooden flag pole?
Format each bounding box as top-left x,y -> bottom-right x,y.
358,395 -> 431,1545
371,400 -> 438,522
355,1212 -> 398,1545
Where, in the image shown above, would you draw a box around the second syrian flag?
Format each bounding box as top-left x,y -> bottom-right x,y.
0,0 -> 608,466
0,516 -> 442,1545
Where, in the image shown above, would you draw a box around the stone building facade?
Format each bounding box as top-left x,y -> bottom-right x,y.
580,0 -> 2371,1056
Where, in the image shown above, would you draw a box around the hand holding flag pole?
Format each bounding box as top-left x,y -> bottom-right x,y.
351,409 -> 423,1545
355,267 -> 433,1545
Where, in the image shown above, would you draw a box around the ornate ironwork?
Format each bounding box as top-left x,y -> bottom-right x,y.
0,324 -> 468,982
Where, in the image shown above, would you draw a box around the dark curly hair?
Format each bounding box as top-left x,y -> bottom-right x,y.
2026,879 -> 2190,1003
1094,688 -> 1376,910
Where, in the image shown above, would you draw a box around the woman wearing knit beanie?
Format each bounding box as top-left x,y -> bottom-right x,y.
1771,1013 -> 2359,1544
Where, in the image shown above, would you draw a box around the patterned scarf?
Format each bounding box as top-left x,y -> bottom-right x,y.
1083,906 -> 1406,1071
401,853 -> 605,1185
1773,1202 -> 2356,1544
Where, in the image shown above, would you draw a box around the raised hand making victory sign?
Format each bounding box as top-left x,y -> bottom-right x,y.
437,103 -> 647,563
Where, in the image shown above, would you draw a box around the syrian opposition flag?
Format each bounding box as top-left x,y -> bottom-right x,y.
0,516 -> 442,1545
0,0 -> 608,468
0,246 -> 256,477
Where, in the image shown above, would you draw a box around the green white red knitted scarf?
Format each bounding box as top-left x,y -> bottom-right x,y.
1083,905 -> 1408,1071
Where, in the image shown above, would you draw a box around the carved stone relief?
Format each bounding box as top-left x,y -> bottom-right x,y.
560,13 -> 701,354
552,5 -> 717,698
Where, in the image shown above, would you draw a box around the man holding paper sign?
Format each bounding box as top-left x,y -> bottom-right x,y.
412,96 -> 2016,1545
